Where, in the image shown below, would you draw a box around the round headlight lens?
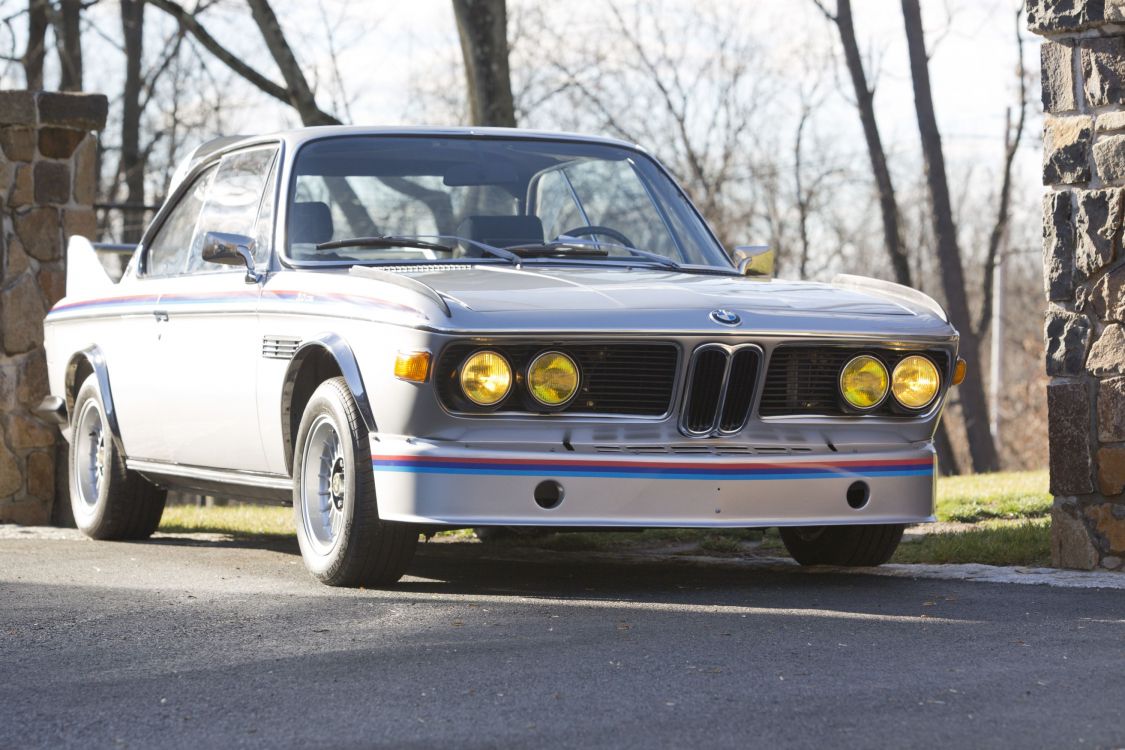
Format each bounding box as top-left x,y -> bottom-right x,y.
527,351 -> 580,406
891,355 -> 941,409
459,350 -> 512,406
839,355 -> 889,410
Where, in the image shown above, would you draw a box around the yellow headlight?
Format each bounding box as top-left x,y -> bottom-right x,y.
891,355 -> 941,409
839,355 -> 889,410
460,350 -> 512,406
527,351 -> 580,406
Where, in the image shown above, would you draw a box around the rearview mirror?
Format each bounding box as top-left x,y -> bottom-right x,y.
202,231 -> 260,283
732,245 -> 776,278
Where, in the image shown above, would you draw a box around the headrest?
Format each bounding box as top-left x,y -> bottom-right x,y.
289,201 -> 334,245
455,215 -> 544,251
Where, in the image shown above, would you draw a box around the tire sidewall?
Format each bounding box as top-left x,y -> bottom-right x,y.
69,377 -> 113,535
292,382 -> 361,581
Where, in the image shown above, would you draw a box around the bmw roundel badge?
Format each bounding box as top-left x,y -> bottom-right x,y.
710,309 -> 741,326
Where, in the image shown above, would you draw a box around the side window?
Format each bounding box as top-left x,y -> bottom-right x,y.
252,154 -> 279,264
145,167 -> 215,277
186,147 -> 278,274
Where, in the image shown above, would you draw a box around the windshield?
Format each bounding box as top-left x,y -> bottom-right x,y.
286,135 -> 732,269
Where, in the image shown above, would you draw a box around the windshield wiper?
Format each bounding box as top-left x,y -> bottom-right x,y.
315,235 -> 521,264
507,239 -> 682,271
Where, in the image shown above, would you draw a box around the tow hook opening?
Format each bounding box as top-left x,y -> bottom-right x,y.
534,480 -> 564,510
846,481 -> 870,510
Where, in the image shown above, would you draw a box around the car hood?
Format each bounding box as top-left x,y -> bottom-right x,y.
341,265 -> 956,338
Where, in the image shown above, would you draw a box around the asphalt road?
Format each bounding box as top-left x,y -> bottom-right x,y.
1,532 -> 1123,749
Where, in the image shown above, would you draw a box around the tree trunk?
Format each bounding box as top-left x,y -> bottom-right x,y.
24,0 -> 48,89
57,0 -> 83,90
121,0 -> 146,244
901,0 -> 999,474
451,0 -> 516,127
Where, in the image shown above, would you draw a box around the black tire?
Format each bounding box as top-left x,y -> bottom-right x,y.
69,375 -> 166,540
779,524 -> 905,566
292,377 -> 418,587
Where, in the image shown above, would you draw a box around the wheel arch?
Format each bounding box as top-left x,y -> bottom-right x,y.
64,345 -> 124,451
281,333 -> 376,474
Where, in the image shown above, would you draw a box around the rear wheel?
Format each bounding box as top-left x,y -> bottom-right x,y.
293,377 -> 417,587
779,524 -> 904,566
69,375 -> 166,539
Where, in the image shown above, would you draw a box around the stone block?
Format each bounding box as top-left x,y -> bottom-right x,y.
1099,376 -> 1125,441
1044,116 -> 1092,185
1082,36 -> 1125,107
32,161 -> 69,206
35,92 -> 108,132
38,127 -> 86,159
0,430 -> 20,497
1093,134 -> 1125,185
25,450 -> 53,505
1103,555 -> 1124,570
0,275 -> 46,355
1087,323 -> 1125,375
1075,188 -> 1122,275
3,235 -> 29,281
63,208 -> 96,241
1044,191 -> 1076,301
1042,40 -> 1077,113
9,163 -> 32,207
0,500 -> 49,525
1028,0 -> 1107,32
8,414 -> 54,450
1048,382 -> 1094,495
37,265 -> 64,306
1098,445 -> 1125,495
0,127 -> 36,161
1045,310 -> 1092,376
15,350 -> 47,406
72,136 -> 96,205
1096,111 -> 1125,131
1089,263 -> 1125,321
0,92 -> 38,126
1086,502 -> 1125,553
1051,501 -> 1099,570
14,207 -> 60,261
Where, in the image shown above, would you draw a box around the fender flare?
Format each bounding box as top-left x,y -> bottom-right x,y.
65,345 -> 124,451
281,333 -> 376,474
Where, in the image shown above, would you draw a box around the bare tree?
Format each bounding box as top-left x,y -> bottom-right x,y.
976,4 -> 1027,340
901,0 -> 999,473
23,0 -> 46,88
55,0 -> 81,90
120,0 -> 145,242
452,0 -> 515,127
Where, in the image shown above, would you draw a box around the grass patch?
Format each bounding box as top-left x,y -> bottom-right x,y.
893,520 -> 1050,567
936,469 -> 1050,523
159,504 -> 294,537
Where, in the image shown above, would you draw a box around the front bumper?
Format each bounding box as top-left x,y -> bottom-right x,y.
370,437 -> 936,527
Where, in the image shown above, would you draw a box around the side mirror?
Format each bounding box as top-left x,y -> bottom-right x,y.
202,231 -> 260,283
732,245 -> 776,278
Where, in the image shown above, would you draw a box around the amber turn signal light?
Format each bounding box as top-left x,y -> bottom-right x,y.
394,350 -> 431,383
952,357 -> 967,386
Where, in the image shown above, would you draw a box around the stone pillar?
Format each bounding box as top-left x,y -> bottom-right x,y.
0,91 -> 106,524
1030,1 -> 1125,570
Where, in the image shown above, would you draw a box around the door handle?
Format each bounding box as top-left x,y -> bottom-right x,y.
153,310 -> 169,322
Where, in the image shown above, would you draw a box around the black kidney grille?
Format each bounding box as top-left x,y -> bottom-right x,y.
435,341 -> 679,416
681,346 -> 761,435
759,347 -> 950,417
682,348 -> 728,433
719,348 -> 761,432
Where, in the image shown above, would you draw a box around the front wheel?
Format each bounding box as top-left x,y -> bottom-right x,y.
292,377 -> 418,587
69,375 -> 166,539
779,524 -> 904,566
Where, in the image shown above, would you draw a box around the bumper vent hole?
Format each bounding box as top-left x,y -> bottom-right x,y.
846,481 -> 870,510
534,480 -> 564,510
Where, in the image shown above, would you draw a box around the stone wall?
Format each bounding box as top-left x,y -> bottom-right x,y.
1030,1 -> 1125,570
0,91 -> 106,524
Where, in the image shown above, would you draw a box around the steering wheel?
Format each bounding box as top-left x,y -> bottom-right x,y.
559,225 -> 636,249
